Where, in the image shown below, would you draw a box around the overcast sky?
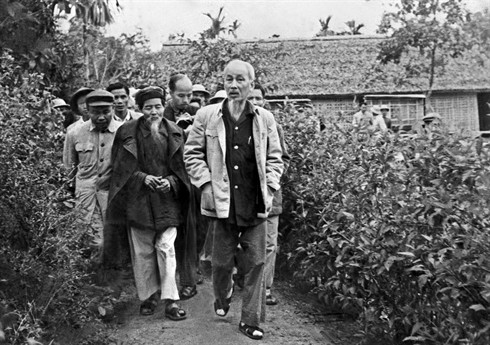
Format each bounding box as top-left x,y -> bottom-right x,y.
103,0 -> 488,50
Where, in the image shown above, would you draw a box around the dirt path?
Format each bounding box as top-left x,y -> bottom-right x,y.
106,276 -> 353,345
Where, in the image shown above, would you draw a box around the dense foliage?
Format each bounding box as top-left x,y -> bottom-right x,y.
277,105 -> 490,344
0,51 -> 107,344
2,2 -> 490,344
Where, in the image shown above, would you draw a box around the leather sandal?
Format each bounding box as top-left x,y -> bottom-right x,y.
239,321 -> 264,340
180,285 -> 197,300
214,284 -> 233,317
266,294 -> 278,305
165,303 -> 187,321
214,296 -> 231,317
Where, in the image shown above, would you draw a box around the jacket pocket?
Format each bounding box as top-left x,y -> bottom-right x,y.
205,129 -> 220,171
265,186 -> 275,211
75,142 -> 95,167
75,142 -> 95,152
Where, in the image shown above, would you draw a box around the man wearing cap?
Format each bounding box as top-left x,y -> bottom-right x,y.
209,90 -> 227,105
184,60 -> 283,340
421,112 -> 442,136
68,87 -> 95,129
104,86 -> 191,320
192,84 -> 210,107
63,90 -> 122,261
51,98 -> 74,129
371,105 -> 388,135
380,104 -> 392,129
106,82 -> 142,122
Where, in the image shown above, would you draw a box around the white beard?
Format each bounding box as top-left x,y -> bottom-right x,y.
150,118 -> 165,146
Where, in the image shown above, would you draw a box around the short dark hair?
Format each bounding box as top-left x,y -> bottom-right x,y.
168,73 -> 189,92
253,83 -> 266,97
106,82 -> 129,95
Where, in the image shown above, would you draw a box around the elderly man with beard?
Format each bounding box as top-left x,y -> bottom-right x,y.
63,90 -> 123,261
184,60 -> 284,340
104,87 -> 191,320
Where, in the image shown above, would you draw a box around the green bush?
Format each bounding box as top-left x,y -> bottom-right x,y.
0,51 -> 101,344
278,105 -> 490,344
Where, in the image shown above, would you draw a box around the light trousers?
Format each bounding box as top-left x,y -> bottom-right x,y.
76,189 -> 107,263
128,226 -> 180,302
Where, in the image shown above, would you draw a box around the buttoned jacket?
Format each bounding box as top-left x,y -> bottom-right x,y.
63,119 -> 123,191
184,101 -> 284,219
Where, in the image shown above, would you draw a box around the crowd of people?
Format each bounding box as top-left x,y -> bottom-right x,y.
55,58 -> 443,340
59,60 -> 287,340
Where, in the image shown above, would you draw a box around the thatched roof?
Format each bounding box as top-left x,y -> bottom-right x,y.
161,35 -> 490,96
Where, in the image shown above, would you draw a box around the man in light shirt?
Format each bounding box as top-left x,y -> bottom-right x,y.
63,90 -> 123,261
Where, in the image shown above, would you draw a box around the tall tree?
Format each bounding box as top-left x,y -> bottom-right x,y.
376,0 -> 473,108
58,0 -> 120,81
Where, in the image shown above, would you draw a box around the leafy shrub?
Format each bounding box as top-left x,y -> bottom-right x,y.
278,105 -> 490,344
0,51 -> 102,344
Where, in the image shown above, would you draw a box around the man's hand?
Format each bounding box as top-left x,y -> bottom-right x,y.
156,178 -> 171,193
144,175 -> 170,192
201,182 -> 215,211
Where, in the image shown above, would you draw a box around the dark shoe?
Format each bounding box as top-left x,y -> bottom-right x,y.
239,321 -> 264,340
139,298 -> 158,316
165,303 -> 187,321
266,294 -> 278,306
180,285 -> 197,300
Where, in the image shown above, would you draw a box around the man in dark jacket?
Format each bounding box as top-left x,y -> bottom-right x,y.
103,86 -> 192,320
163,73 -> 197,127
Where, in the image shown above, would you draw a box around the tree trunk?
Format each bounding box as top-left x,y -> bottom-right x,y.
426,44 -> 437,113
83,23 -> 90,81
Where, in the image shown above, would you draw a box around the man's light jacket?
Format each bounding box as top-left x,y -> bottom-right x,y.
63,119 -> 122,222
184,101 -> 284,219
